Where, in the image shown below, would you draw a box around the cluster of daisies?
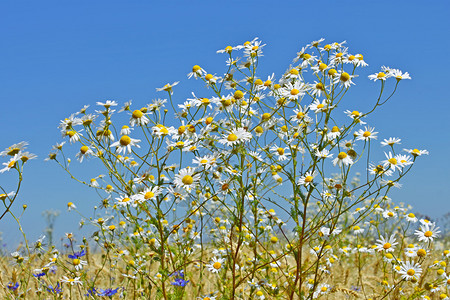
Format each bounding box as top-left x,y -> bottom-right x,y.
3,37 -> 444,299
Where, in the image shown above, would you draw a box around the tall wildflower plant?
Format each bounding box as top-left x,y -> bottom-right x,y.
28,38 -> 447,300
0,142 -> 37,298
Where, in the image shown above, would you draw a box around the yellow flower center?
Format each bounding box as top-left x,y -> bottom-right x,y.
205,117 -> 213,125
383,243 -> 391,249
227,133 -> 238,142
290,88 -> 300,95
182,175 -> 194,185
340,72 -> 350,82
205,74 -> 213,81
192,65 -> 201,72
234,90 -> 244,99
296,112 -> 304,119
328,69 -> 337,76
277,148 -> 284,155
132,110 -> 143,119
377,72 -> 386,79
80,146 -> 89,154
178,126 -> 186,135
321,286 -> 328,292
319,63 -> 327,70
336,52 -> 343,58
417,249 -> 426,257
363,131 -> 371,137
424,231 -> 433,237
388,158 -> 397,165
304,176 -> 313,183
316,83 -> 324,90
348,55 -> 355,61
160,127 -> 169,135
317,104 -> 324,109
7,148 -> 20,156
254,79 -> 263,85
338,152 -> 347,159
225,46 -> 233,53
262,113 -> 271,121
73,258 -> 80,265
388,212 -> 394,217
120,136 -> 131,146
331,126 -> 339,133
264,80 -> 272,86
289,69 -> 299,75
353,226 -> 360,230
213,262 -> 222,269
144,192 -> 155,199
255,126 -> 264,134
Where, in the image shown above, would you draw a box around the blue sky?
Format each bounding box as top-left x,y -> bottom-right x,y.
1,1 -> 449,246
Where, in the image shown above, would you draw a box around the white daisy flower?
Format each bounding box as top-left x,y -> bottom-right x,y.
382,152 -> 403,171
298,171 -> 317,186
315,149 -> 333,159
368,71 -> 389,81
381,137 -> 401,147
280,81 -> 306,100
398,261 -> 422,281
403,148 -> 429,157
61,276 -> 82,285
355,126 -> 378,141
391,69 -> 411,81
309,99 -> 328,113
96,100 -> 118,108
120,125 -> 132,135
270,146 -> 290,161
332,152 -> 353,167
136,186 -> 162,203
110,136 -> 141,154
405,213 -> 418,223
414,223 -> 440,243
156,82 -> 179,95
75,145 -> 94,163
174,167 -> 201,190
375,234 -> 398,252
218,128 -> 252,146
335,71 -> 356,88
206,257 -> 225,274
130,110 -> 149,126
187,65 -> 206,79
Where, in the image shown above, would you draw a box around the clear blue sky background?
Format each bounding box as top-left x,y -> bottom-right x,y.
1,1 -> 449,247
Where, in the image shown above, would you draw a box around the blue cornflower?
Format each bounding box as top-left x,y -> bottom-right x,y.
50,265 -> 57,274
169,270 -> 185,278
47,282 -> 62,294
68,249 -> 86,259
171,278 -> 189,287
33,272 -> 46,279
98,287 -> 120,297
7,282 -> 19,291
169,270 -> 189,287
86,287 -> 97,296
351,285 -> 361,292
